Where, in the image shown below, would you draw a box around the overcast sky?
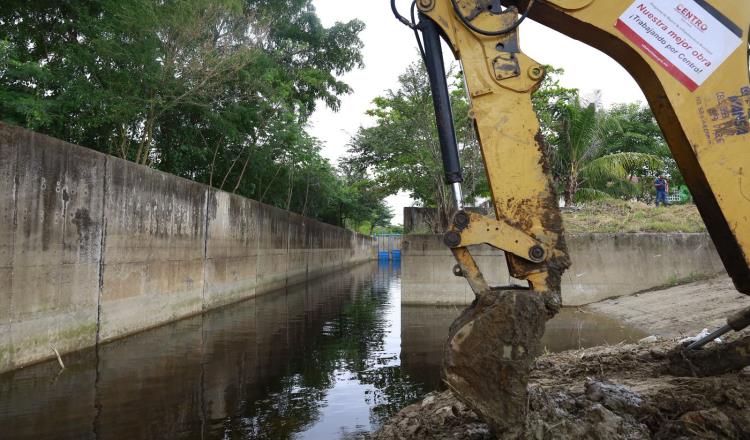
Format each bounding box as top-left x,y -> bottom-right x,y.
308,1 -> 647,225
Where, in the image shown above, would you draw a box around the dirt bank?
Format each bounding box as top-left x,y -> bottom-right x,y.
562,200 -> 706,234
588,275 -> 750,339
371,334 -> 750,439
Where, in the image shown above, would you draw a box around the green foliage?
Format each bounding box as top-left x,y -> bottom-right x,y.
344,61 -> 485,231
599,102 -> 686,199
339,161 -> 394,233
578,151 -> 666,202
371,225 -> 404,235
532,66 -> 579,139
600,103 -> 670,156
532,68 -> 676,204
0,0 -> 389,228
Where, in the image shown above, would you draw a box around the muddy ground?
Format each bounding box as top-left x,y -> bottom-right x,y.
370,277 -> 750,439
370,335 -> 750,439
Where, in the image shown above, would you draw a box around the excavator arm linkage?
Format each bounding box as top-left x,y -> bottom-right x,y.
403,0 -> 750,436
420,0 -> 750,298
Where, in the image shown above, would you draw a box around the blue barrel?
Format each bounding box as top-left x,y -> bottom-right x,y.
390,250 -> 401,260
378,251 -> 389,260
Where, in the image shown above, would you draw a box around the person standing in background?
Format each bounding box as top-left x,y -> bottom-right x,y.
655,175 -> 668,207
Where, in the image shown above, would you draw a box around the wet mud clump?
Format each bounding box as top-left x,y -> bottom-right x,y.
371,334 -> 750,440
442,290 -> 550,437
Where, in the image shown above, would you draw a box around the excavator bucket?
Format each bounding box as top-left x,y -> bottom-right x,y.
443,288 -> 551,437
393,1 -> 566,436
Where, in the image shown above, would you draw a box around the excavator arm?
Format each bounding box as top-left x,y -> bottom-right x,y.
393,0 -> 750,436
520,0 -> 750,294
417,0 -> 750,298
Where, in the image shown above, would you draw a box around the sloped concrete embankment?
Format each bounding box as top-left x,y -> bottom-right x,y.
0,123 -> 376,373
402,234 -> 725,306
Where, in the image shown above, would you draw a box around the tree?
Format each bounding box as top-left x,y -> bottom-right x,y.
0,0 -> 384,227
345,61 -> 484,232
599,102 -> 685,200
600,103 -> 669,156
532,66 -> 579,140
532,68 -> 669,204
338,161 -> 394,233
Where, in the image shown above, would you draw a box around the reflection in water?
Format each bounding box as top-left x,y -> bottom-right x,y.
0,261 -> 645,440
0,261 -> 420,440
401,305 -> 647,391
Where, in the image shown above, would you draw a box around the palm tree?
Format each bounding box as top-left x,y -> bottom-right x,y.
547,98 -> 665,204
579,151 -> 665,201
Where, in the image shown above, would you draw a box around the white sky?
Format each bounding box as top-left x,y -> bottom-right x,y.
308,1 -> 646,225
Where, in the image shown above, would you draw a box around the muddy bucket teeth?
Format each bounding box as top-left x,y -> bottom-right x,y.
442,289 -> 552,438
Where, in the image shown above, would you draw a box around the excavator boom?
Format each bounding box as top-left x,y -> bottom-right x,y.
393,0 -> 750,436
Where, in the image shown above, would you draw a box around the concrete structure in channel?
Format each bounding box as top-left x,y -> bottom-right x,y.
0,123 -> 375,374
402,233 -> 725,306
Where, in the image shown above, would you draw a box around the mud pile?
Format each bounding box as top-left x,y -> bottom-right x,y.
371,334 -> 750,439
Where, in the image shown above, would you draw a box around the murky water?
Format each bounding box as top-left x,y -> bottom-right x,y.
0,261 -> 645,439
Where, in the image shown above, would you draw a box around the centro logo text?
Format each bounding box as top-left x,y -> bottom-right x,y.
676,4 -> 709,31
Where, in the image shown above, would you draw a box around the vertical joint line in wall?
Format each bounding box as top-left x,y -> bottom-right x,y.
255,204 -> 260,294
286,214 -> 291,287
59,149 -> 70,315
92,154 -> 108,440
306,221 -> 309,279
199,298 -> 207,439
95,156 -> 108,348
201,189 -> 210,311
8,137 -> 20,346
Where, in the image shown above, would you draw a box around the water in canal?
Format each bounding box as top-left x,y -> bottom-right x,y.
0,261 -> 645,439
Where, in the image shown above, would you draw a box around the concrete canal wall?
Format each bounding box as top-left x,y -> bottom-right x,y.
0,123 -> 376,373
402,233 -> 725,306
0,263 -> 378,439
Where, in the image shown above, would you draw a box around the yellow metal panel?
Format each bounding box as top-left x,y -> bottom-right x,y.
524,0 -> 750,292
425,0 -> 750,293
422,1 -> 571,293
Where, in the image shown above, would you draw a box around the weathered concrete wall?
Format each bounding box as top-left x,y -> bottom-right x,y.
0,263 -> 376,439
402,233 -> 725,306
99,156 -> 209,342
0,123 -> 376,373
2,127 -> 106,371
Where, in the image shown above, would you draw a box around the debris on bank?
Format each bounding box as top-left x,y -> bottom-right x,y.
370,334 -> 750,440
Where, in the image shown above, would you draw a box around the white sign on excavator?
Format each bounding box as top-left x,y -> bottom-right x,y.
615,0 -> 742,91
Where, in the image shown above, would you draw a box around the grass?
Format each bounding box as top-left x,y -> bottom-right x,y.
562,199 -> 706,234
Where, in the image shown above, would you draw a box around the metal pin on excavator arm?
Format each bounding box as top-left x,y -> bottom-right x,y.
394,0 -> 750,436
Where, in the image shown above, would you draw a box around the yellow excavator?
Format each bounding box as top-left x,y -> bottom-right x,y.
391,0 -> 750,436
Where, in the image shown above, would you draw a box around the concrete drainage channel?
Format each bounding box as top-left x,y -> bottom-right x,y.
0,123 -> 376,374
0,126 -> 744,439
401,233 -> 726,306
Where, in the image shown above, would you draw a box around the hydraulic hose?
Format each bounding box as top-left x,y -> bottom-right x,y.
418,13 -> 464,188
